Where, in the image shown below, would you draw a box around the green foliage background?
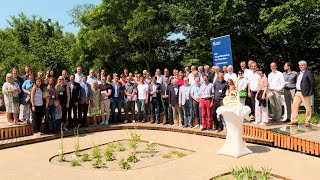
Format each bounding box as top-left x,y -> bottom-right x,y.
0,0 -> 319,78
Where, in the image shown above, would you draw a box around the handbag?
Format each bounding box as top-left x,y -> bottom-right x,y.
239,91 -> 247,98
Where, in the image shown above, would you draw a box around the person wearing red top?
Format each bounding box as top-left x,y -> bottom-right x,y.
177,71 -> 184,86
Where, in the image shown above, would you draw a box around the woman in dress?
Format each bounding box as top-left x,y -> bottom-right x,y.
20,72 -> 35,124
56,76 -> 70,131
2,73 -> 21,126
30,77 -> 45,135
89,80 -> 100,126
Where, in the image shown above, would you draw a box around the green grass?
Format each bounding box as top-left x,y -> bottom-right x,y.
81,153 -> 91,162
162,150 -> 187,159
70,159 -> 81,167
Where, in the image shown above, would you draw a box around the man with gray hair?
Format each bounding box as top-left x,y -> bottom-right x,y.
224,65 -> 237,83
288,60 -> 315,127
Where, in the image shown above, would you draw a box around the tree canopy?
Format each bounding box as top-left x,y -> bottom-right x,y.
0,0 -> 319,79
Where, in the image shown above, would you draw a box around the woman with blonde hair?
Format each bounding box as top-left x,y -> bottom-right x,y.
2,73 -> 21,126
56,76 -> 70,131
89,80 -> 100,126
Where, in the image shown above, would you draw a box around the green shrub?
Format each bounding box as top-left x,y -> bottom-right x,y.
104,146 -> 116,161
231,166 -> 243,180
119,158 -> 130,170
162,153 -> 172,159
258,167 -> 272,180
298,113 -> 319,124
162,150 -> 186,159
92,158 -> 103,169
81,153 -> 91,162
127,153 -> 139,163
70,159 -> 81,167
92,145 -> 102,159
242,166 -> 256,180
114,142 -> 126,152
129,131 -> 141,151
146,142 -> 157,156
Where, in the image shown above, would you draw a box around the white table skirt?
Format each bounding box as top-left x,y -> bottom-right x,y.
216,105 -> 252,158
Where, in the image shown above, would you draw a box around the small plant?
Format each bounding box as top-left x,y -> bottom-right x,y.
242,166 -> 256,180
70,159 -> 81,167
231,166 -> 243,180
119,158 -> 130,170
128,131 -> 141,151
81,153 -> 91,162
104,146 -> 116,161
92,144 -> 102,159
58,125 -> 65,162
114,142 -> 126,152
92,158 -> 103,169
145,141 -> 157,156
162,153 -> 172,159
258,167 -> 272,180
127,153 -> 139,163
171,150 -> 186,157
74,125 -> 81,156
162,150 -> 186,159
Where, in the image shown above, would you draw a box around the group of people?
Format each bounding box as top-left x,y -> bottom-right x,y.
1,59 -> 315,136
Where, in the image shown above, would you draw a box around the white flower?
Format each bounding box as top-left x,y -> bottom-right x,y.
71,154 -> 77,159
58,149 -> 62,154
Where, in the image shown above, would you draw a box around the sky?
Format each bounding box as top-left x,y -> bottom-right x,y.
0,0 -> 101,34
0,0 -> 185,39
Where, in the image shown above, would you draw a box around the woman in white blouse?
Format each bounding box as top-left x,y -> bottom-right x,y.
237,70 -> 248,106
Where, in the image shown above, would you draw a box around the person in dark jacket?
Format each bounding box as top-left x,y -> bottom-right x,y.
288,60 -> 315,127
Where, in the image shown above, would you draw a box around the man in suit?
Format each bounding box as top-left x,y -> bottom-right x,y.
168,78 -> 182,126
288,60 -> 315,127
111,75 -> 123,123
161,76 -> 172,125
149,76 -> 162,124
68,74 -> 81,128
179,77 -> 193,128
78,76 -> 91,127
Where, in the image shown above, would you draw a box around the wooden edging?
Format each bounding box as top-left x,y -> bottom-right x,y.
0,124 -> 273,150
242,124 -> 320,157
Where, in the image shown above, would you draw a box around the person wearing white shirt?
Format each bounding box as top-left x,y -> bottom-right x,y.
188,71 -> 194,85
240,61 -> 250,79
74,66 -> 83,83
224,65 -> 238,83
247,61 -> 260,120
268,62 -> 285,122
155,68 -> 164,85
137,76 -> 149,122
87,69 -> 97,86
237,69 -> 248,106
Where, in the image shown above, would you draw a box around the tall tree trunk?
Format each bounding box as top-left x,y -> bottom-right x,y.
145,33 -> 152,72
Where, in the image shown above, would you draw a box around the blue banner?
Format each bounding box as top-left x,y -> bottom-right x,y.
210,35 -> 233,69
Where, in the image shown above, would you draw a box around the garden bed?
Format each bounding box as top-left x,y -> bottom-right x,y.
50,136 -> 194,171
